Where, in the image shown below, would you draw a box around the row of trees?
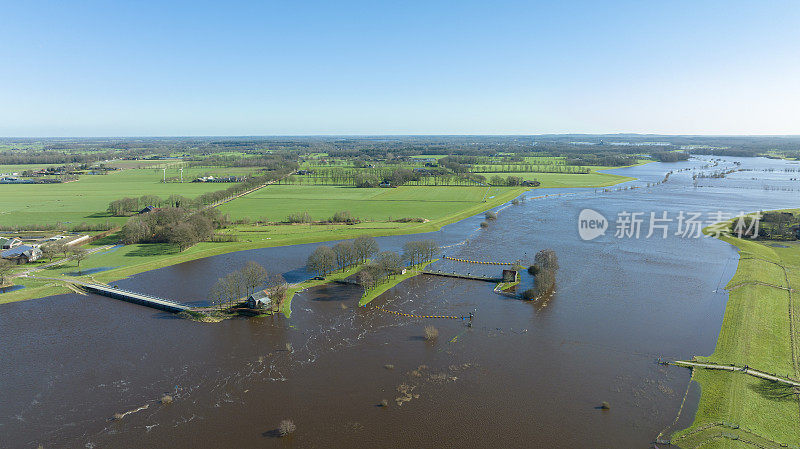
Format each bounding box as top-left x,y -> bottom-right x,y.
208,261 -> 288,310
652,151 -> 690,162
285,167 -> 487,187
401,239 -> 439,266
286,210 -> 361,224
107,169 -> 294,217
306,235 -> 379,277
304,237 -> 438,293
121,207 -> 226,250
107,194 -> 196,216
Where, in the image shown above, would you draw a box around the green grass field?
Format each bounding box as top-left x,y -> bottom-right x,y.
0,167 -> 257,227
670,236 -> 800,449
484,170 -> 636,188
217,185 -> 516,222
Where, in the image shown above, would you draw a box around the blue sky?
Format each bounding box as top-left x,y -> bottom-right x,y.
1,0 -> 798,136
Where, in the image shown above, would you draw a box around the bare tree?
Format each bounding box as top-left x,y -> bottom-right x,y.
402,241 -> 421,266
71,248 -> 88,273
333,241 -> 356,271
307,246 -> 337,277
376,251 -> 402,277
0,260 -> 13,286
356,269 -> 374,291
208,278 -> 227,308
353,235 -> 378,263
267,274 -> 288,311
534,249 -> 559,271
40,245 -> 57,262
223,270 -> 246,306
242,261 -> 268,297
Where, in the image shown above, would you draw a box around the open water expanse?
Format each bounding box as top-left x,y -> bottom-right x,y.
2,157 -> 799,448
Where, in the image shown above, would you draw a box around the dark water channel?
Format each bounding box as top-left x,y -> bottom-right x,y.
2,157 -> 799,448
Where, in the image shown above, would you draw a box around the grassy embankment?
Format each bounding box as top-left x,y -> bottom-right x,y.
274,259 -> 435,317
358,260 -> 436,307
670,218 -> 800,448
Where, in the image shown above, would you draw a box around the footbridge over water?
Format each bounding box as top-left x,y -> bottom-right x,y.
43,277 -> 193,313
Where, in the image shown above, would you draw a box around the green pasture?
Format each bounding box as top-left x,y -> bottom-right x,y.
0,167 -> 251,227
218,185 -> 515,222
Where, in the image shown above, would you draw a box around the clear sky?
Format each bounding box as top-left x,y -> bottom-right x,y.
1,0 -> 798,136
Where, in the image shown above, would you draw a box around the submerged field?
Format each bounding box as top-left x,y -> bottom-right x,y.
671,236 -> 800,448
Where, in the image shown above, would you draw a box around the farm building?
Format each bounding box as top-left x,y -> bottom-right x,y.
246,290 -> 271,309
502,269 -> 518,282
0,176 -> 34,184
1,245 -> 43,264
138,205 -> 157,214
1,238 -> 22,249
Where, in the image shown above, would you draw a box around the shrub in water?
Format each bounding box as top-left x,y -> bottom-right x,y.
424,325 -> 439,341
279,419 -> 296,436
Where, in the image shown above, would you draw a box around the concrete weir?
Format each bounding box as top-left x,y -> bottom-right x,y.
420,270 -> 502,283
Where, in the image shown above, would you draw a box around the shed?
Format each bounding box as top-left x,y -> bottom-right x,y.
1,245 -> 42,264
502,269 -> 518,282
1,238 -> 22,249
246,290 -> 271,309
138,206 -> 157,214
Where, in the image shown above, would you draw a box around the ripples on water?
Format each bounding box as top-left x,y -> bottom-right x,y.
1,157 -> 798,448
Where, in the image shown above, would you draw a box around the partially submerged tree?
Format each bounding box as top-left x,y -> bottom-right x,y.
307,245 -> 337,277
333,241 -> 357,271
376,251 -> 402,276
353,235 -> 378,263
267,273 -> 288,311
242,261 -> 268,297
534,249 -> 559,271
402,240 -> 439,266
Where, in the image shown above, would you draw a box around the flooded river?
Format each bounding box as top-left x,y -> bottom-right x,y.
2,157 -> 799,448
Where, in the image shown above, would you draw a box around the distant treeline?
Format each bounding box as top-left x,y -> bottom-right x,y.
107,170 -> 293,216
0,150 -> 120,165
566,154 -> 639,166
688,148 -> 762,157
188,155 -> 298,170
3,136 -> 799,169
651,151 -> 690,162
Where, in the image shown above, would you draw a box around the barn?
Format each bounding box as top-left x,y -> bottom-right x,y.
246,290 -> 271,309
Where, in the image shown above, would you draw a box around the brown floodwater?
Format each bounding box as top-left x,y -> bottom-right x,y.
2,157 -> 798,448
